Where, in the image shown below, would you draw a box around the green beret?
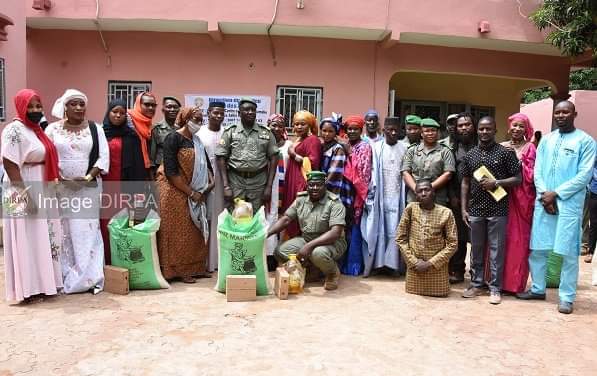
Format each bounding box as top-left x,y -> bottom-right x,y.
405,115 -> 422,125
307,171 -> 326,181
421,118 -> 440,128
238,97 -> 257,107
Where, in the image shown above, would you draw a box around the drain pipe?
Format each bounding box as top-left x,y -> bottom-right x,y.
266,0 -> 280,66
94,0 -> 112,67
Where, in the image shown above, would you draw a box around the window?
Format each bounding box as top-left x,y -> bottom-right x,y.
108,80 -> 152,109
276,86 -> 323,129
470,105 -> 495,123
399,100 -> 496,127
0,58 -> 5,121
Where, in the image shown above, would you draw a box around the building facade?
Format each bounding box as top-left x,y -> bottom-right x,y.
0,0 -> 576,134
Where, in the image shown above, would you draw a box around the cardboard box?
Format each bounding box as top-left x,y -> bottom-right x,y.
104,265 -> 129,295
226,275 -> 256,302
274,267 -> 289,300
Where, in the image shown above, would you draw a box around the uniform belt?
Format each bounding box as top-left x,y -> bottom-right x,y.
230,167 -> 267,179
23,161 -> 45,166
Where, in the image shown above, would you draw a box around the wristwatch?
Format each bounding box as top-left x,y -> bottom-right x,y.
494,180 -> 501,189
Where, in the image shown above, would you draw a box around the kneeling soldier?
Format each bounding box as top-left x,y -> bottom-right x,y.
267,171 -> 347,290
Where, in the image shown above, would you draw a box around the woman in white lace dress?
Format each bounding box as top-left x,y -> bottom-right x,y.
46,89 -> 109,294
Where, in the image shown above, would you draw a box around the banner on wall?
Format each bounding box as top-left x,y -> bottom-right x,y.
184,94 -> 271,127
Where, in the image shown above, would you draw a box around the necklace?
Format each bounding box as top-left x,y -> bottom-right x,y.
510,139 -> 526,149
63,119 -> 87,132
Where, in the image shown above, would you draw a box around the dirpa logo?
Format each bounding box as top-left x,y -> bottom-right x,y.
230,242 -> 256,273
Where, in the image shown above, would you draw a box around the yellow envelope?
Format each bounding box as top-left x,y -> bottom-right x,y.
473,165 -> 507,202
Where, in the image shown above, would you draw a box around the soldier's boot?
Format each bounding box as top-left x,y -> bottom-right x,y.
324,264 -> 340,291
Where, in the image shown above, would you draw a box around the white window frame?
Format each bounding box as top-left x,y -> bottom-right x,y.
107,80 -> 152,109
276,85 -> 323,130
0,58 -> 5,122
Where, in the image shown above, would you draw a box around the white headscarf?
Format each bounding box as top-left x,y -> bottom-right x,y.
51,89 -> 88,119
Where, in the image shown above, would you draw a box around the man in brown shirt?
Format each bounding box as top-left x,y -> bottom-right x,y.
397,179 -> 457,297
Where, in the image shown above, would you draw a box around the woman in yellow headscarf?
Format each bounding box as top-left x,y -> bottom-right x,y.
282,110 -> 322,238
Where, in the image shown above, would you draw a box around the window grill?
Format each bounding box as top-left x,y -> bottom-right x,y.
107,80 -> 152,109
276,86 -> 323,129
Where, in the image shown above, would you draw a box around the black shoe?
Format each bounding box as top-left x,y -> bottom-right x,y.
558,301 -> 573,314
516,290 -> 546,300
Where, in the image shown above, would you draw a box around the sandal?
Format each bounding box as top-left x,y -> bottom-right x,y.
182,276 -> 196,284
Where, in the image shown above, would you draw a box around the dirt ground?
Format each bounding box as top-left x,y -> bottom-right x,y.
0,253 -> 596,376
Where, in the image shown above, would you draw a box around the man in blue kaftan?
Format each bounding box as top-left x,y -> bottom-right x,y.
361,118 -> 407,276
517,101 -> 596,314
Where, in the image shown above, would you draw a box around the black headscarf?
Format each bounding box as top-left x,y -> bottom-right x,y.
103,98 -> 148,181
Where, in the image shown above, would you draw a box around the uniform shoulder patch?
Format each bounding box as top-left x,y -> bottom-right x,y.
327,192 -> 339,200
297,191 -> 308,197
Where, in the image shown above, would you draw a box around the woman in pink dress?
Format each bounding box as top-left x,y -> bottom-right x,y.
282,110 -> 322,238
500,113 -> 536,293
1,89 -> 63,303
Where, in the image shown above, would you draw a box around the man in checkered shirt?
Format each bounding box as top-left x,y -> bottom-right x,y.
397,179 -> 457,297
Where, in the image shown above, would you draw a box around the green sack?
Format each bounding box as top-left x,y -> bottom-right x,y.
546,251 -> 563,288
109,209 -> 169,290
215,207 -> 271,295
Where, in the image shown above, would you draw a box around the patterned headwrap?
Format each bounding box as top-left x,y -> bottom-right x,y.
343,115 -> 365,129
267,113 -> 286,126
507,112 -> 534,141
268,113 -> 287,140
293,110 -> 318,136
319,112 -> 342,134
176,107 -> 198,128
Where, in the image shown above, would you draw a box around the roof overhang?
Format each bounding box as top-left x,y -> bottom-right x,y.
399,32 -> 563,57
26,18 -> 566,57
26,17 -> 209,33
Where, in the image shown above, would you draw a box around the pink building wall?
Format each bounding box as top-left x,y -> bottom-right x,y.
26,0 -> 547,44
27,28 -> 571,124
520,91 -> 597,140
0,1 -> 26,122
27,30 -> 378,122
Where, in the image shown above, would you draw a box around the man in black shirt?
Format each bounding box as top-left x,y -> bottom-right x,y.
448,113 -> 476,284
461,116 -> 521,304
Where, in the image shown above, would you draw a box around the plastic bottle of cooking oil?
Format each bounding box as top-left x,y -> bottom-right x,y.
285,254 -> 305,294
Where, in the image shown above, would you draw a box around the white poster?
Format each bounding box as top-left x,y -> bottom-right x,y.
184,94 -> 271,127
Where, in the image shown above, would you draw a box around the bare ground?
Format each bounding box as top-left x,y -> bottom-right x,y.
0,253 -> 596,376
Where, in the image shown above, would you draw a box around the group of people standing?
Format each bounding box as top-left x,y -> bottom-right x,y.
1,88 -> 595,315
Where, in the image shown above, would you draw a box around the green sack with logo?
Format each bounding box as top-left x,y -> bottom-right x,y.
545,251 -> 563,288
215,207 -> 271,295
109,209 -> 169,289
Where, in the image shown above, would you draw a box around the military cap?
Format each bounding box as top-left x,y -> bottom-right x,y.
238,97 -> 257,107
405,115 -> 422,125
420,118 -> 440,128
306,171 -> 327,181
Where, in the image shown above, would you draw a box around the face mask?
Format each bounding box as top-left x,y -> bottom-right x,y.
187,120 -> 201,134
27,111 -> 44,124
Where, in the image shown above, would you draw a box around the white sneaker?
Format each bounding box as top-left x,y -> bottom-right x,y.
489,291 -> 502,305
